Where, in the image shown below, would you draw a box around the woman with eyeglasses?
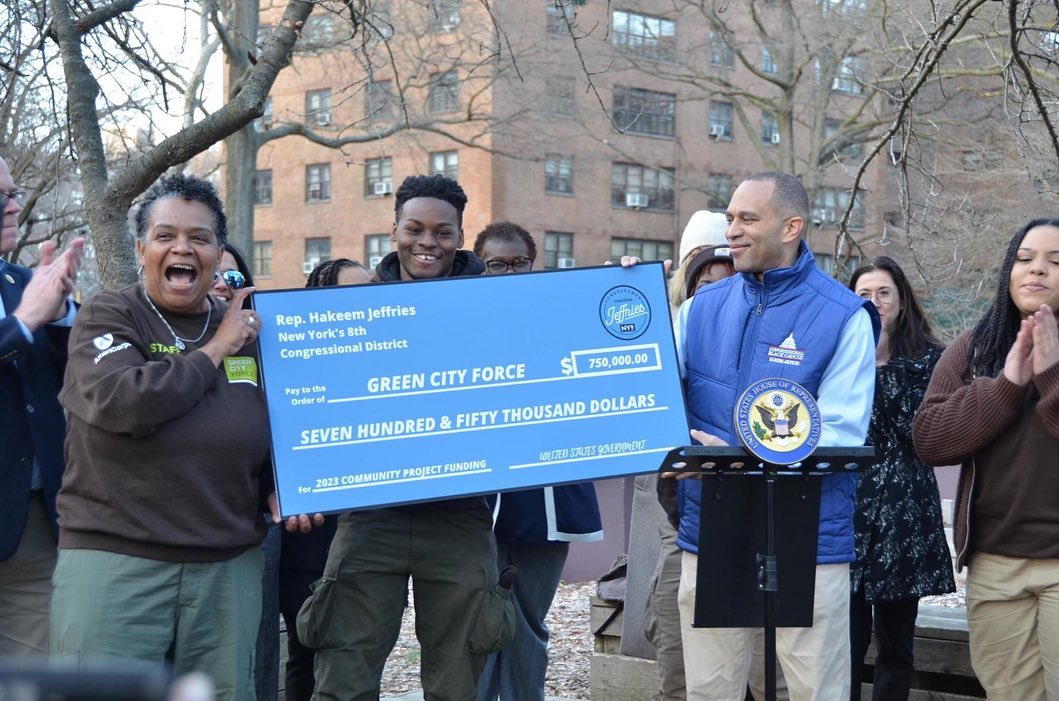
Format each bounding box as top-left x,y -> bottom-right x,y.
847,257 -> 954,700
914,219 -> 1059,697
50,174 -> 320,699
471,222 -> 602,701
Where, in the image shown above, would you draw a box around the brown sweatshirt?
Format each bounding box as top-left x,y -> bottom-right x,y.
58,284 -> 272,563
913,330 -> 1059,570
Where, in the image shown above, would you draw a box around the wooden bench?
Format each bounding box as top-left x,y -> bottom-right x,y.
591,597 -> 984,700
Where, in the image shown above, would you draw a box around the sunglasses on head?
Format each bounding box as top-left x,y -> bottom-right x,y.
214,269 -> 247,290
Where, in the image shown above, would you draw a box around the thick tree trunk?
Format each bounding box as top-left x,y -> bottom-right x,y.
223,0 -> 262,257
49,0 -> 312,290
226,126 -> 259,256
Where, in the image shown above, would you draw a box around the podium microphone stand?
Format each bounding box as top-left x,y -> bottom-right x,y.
659,444 -> 874,701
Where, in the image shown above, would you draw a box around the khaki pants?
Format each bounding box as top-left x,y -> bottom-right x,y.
678,551 -> 849,701
966,552 -> 1059,700
0,493 -> 56,656
51,547 -> 263,701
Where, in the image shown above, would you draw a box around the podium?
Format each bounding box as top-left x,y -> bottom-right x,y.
659,445 -> 874,701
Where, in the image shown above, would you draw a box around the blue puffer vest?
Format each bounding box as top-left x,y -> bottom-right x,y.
677,242 -> 877,564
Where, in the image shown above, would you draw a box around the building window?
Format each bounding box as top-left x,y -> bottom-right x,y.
255,170 -> 272,206
761,113 -> 780,145
544,231 -> 574,269
824,119 -> 864,160
819,0 -> 868,15
427,0 -> 460,32
254,97 -> 273,131
546,3 -> 569,35
611,163 -> 675,211
831,56 -> 863,95
959,150 -> 1002,171
613,86 -> 676,138
709,30 -> 734,67
546,77 -> 576,118
1042,31 -> 1059,55
705,173 -> 734,210
761,46 -> 778,75
305,237 -> 331,266
815,253 -> 861,276
813,187 -> 864,229
299,15 -> 333,49
429,70 -> 459,114
544,154 -> 573,195
708,100 -> 734,140
611,10 -> 676,62
253,241 -> 272,278
364,80 -> 394,121
365,233 -> 391,269
430,151 -> 459,180
364,157 -> 393,197
306,163 -> 332,202
306,89 -> 332,126
610,238 -> 674,264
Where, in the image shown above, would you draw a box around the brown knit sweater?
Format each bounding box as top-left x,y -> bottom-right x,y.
913,330 -> 1059,570
58,284 -> 272,562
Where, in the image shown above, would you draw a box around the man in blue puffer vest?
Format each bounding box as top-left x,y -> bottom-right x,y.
667,172 -> 879,700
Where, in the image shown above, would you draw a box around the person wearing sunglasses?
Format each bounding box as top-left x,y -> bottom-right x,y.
211,243 -> 253,307
0,155 -> 84,657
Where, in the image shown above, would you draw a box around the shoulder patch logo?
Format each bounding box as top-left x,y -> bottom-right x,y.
93,333 -> 114,350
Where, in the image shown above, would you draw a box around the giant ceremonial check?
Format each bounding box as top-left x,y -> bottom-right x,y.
253,263 -> 689,516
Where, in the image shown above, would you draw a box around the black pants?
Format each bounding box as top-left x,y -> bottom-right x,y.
281,607 -> 317,701
850,591 -> 918,701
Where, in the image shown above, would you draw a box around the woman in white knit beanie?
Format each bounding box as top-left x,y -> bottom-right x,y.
668,209 -> 729,310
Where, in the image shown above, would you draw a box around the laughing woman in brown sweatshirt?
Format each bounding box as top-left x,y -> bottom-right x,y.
914,217 -> 1059,699
50,174 -> 318,700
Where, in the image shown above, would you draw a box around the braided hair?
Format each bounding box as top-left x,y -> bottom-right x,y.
849,256 -> 940,360
963,218 -> 1059,381
306,258 -> 365,288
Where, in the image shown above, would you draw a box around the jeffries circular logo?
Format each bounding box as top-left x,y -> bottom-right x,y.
733,378 -> 821,465
599,285 -> 651,340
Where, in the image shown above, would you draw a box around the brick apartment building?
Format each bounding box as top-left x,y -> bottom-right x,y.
242,0 -> 890,290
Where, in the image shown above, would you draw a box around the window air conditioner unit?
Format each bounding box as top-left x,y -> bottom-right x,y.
708,124 -> 726,138
369,255 -> 383,268
625,192 -> 649,208
315,112 -> 330,126
557,257 -> 576,268
302,260 -> 316,275
770,133 -> 781,144
373,180 -> 393,196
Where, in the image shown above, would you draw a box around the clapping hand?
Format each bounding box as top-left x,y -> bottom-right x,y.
12,237 -> 85,332
1003,305 -> 1059,385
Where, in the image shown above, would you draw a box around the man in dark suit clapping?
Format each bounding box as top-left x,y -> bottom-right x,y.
0,154 -> 84,656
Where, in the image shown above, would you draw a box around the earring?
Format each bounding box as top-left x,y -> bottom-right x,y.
136,265 -> 144,280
